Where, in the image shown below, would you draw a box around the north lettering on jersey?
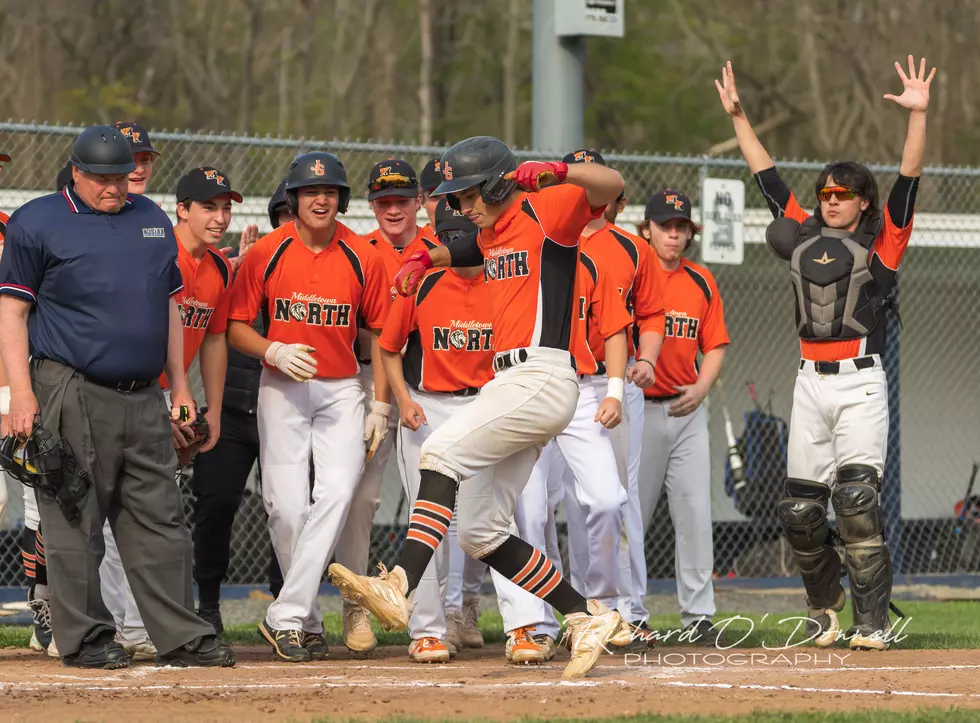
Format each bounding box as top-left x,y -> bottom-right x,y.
664,309 -> 700,340
432,319 -> 494,352
274,293 -> 353,328
483,248 -> 530,283
178,299 -> 216,330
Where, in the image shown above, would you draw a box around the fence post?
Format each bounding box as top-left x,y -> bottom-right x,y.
883,288 -> 904,574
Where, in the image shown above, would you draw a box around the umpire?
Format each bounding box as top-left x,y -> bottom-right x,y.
0,125 -> 234,669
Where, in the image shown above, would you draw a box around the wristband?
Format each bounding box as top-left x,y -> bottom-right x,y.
606,377 -> 625,403
0,386 -> 8,416
637,358 -> 656,370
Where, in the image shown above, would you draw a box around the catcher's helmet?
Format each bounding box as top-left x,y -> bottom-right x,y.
268,177 -> 289,228
431,136 -> 517,209
284,152 -> 350,215
0,421 -> 70,490
70,125 -> 136,175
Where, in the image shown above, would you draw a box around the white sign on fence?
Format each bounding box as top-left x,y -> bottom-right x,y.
700,178 -> 745,265
554,0 -> 625,38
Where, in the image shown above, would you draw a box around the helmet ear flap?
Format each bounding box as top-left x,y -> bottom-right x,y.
480,154 -> 518,206
286,189 -> 299,215
338,188 -> 350,214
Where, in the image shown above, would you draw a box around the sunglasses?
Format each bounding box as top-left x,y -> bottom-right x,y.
370,173 -> 415,192
817,186 -> 858,202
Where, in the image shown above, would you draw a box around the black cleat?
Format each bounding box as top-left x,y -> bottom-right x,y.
258,620 -> 311,662
62,630 -> 130,670
681,619 -> 724,648
301,631 -> 329,661
156,635 -> 236,668
196,605 -> 224,636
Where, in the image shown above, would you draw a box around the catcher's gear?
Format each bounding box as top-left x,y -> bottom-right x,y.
394,250 -> 434,297
364,400 -> 392,462
505,160 -> 569,193
0,419 -> 91,522
267,177 -> 289,228
265,341 -> 317,381
431,136 -> 517,210
284,152 -> 350,215
70,125 -> 136,176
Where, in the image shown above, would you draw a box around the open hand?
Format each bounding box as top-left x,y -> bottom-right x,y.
883,55 -> 936,113
668,384 -> 707,418
714,61 -> 744,118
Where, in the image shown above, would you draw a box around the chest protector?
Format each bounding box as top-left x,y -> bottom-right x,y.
765,213 -> 885,341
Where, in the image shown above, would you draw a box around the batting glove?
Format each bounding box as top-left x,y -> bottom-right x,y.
505,161 -> 568,192
364,400 -> 392,463
265,342 -> 318,382
393,250 -> 433,297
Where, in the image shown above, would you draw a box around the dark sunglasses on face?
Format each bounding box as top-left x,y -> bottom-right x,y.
818,186 -> 858,202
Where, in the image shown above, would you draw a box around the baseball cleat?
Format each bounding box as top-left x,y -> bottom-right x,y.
156,635 -> 236,668
607,619 -> 652,652
681,619 -> 724,647
445,608 -> 464,652
120,636 -> 158,662
533,633 -> 557,661
343,601 -> 378,653
196,605 -> 224,636
849,627 -> 890,651
328,563 -> 410,632
408,637 -> 450,663
258,620 -> 312,663
505,627 -> 547,665
807,607 -> 842,648
62,631 -> 130,670
560,600 -> 622,681
460,597 -> 484,648
301,631 -> 329,660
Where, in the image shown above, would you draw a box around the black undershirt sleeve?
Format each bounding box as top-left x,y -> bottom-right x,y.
886,174 -> 919,229
447,231 -> 484,267
753,166 -> 794,219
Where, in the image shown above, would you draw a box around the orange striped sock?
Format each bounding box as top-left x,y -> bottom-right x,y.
480,535 -> 588,615
399,470 -> 457,592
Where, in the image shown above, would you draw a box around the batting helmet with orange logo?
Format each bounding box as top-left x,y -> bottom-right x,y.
430,136 -> 517,210
283,151 -> 350,214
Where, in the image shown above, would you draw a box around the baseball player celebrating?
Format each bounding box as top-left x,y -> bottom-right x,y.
329,135 -> 627,680
637,189 -> 730,643
497,242 -> 634,662
227,152 -> 390,662
332,159 -> 441,654
378,200 -> 494,662
716,56 -> 933,649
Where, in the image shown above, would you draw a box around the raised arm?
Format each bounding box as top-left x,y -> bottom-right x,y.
714,61 -> 775,174
883,55 -> 936,178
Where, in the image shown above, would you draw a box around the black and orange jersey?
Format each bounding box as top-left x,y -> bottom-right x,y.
580,221 -> 665,360
754,166 -> 916,362
228,220 -> 389,379
159,236 -> 233,389
477,184 -> 601,354
571,252 -> 633,375
379,268 -> 493,393
365,226 -> 441,298
645,258 -> 729,399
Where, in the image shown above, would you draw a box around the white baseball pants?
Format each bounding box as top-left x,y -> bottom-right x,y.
788,357 -> 889,484
620,375 -> 649,622
333,364 -> 399,578
260,370 -> 367,632
638,401 -> 715,628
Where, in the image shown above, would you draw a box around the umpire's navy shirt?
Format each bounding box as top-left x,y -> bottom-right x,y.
0,183 -> 183,381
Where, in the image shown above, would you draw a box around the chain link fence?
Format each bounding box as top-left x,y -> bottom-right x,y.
2,122 -> 979,589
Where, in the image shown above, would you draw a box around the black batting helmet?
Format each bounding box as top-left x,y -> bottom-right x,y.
431,136 -> 517,210
284,152 -> 350,214
434,198 -> 478,245
268,177 -> 289,228
70,125 -> 136,175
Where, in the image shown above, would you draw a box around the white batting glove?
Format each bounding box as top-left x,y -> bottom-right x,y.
265,342 -> 318,382
364,401 -> 392,463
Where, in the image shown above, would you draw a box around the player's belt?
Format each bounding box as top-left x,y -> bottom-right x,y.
800,355 -> 876,375
595,362 -> 607,376
493,348 -> 577,374
450,386 -> 480,397
647,393 -> 680,403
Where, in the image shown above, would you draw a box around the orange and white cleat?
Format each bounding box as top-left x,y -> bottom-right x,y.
505,627 -> 547,665
409,637 -> 451,663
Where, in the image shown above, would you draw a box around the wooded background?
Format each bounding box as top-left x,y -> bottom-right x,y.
0,0 -> 959,163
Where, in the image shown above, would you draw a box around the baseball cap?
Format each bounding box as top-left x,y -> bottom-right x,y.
176,166 -> 244,204
419,158 -> 442,193
435,198 -> 477,236
562,148 -> 606,166
645,189 -> 693,224
112,121 -> 159,156
0,152 -> 9,163
367,159 -> 418,201
56,160 -> 73,190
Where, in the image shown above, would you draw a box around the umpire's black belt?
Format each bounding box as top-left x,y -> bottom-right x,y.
800,355 -> 876,375
492,348 -> 577,374
32,358 -> 154,394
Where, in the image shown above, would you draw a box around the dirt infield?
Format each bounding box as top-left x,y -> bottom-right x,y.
1,645 -> 978,722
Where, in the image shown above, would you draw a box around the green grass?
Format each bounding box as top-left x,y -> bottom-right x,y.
4,600 -> 979,650
322,713 -> 980,723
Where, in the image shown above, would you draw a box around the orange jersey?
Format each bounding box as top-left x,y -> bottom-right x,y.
0,210 -> 8,241
581,222 -> 665,360
379,269 -> 493,393
477,184 -> 602,354
365,226 -> 442,297
159,240 -> 233,389
646,258 -> 729,399
571,252 -> 633,375
228,220 -> 389,379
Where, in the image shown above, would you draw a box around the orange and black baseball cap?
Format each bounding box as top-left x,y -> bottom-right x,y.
176,166 -> 243,204
562,148 -> 606,166
645,189 -> 693,224
368,159 -> 418,201
113,121 -> 159,156
419,159 -> 442,193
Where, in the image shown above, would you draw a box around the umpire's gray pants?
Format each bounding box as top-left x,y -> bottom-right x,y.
32,359 -> 213,657
639,400 -> 716,628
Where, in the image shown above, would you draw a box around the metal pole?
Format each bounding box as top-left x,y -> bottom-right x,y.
532,0 -> 585,154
